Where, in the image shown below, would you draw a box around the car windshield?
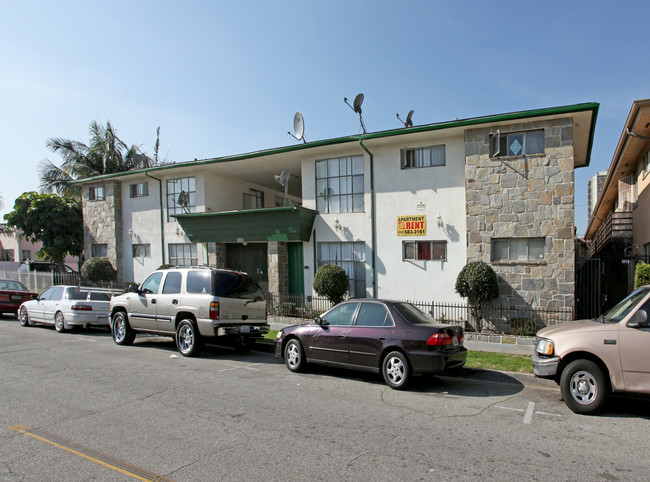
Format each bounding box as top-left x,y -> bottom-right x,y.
0,280 -> 28,291
67,289 -> 90,300
213,272 -> 263,300
394,302 -> 436,325
600,287 -> 650,323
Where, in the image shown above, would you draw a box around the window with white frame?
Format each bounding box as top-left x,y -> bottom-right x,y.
403,241 -> 447,261
316,156 -> 364,213
88,186 -> 105,201
91,244 -> 107,258
132,244 -> 150,258
401,145 -> 445,169
167,177 -> 196,220
491,238 -> 545,262
490,130 -> 545,158
243,189 -> 264,209
130,182 -> 149,198
168,243 -> 198,266
318,241 -> 366,297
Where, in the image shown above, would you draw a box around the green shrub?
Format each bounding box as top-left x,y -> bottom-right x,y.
157,264 -> 175,270
509,317 -> 537,336
455,261 -> 499,329
81,257 -> 117,282
634,262 -> 650,289
279,302 -> 296,316
313,264 -> 349,305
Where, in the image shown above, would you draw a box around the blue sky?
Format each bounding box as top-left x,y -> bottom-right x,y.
1,0 -> 648,237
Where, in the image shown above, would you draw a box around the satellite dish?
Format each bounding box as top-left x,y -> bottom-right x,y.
274,170 -> 291,206
288,112 -> 307,143
396,109 -> 415,128
344,92 -> 367,134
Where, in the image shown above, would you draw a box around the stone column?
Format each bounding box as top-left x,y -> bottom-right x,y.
268,241 -> 289,295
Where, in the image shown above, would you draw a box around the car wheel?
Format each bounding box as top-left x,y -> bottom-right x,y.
382,351 -> 411,390
560,359 -> 607,415
284,338 -> 306,372
176,319 -> 203,357
19,306 -> 31,327
112,312 -> 135,346
54,312 -> 66,332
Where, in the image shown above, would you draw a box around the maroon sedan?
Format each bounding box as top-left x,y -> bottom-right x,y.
0,279 -> 37,316
275,299 -> 467,389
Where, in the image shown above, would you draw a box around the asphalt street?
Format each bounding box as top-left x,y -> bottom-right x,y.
0,316 -> 648,481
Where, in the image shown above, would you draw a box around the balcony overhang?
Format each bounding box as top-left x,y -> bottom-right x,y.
173,206 -> 316,244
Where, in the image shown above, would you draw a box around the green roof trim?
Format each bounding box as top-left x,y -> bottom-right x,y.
173,206 -> 316,243
74,102 -> 599,183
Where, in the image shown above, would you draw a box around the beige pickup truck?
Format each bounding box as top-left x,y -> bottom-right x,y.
533,286 -> 650,414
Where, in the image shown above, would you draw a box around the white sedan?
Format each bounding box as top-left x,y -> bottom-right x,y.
18,285 -> 115,332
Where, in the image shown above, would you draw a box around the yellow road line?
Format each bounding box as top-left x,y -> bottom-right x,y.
9,425 -> 173,481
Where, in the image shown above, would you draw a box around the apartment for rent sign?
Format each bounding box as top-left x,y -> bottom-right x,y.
397,215 -> 426,236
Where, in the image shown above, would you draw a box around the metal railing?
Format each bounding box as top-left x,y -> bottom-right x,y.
265,292 -> 573,335
0,269 -> 128,294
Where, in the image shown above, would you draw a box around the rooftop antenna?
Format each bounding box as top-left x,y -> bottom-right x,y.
344,93 -> 367,134
287,112 -> 307,143
396,109 -> 414,128
274,169 -> 291,206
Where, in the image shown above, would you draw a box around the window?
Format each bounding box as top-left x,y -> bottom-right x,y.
490,130 -> 545,158
91,244 -> 107,257
243,189 -> 264,209
132,244 -> 150,258
167,177 -> 196,220
492,238 -> 545,262
643,150 -> 650,178
0,249 -> 14,262
316,156 -> 364,213
355,302 -> 393,327
401,145 -> 445,169
162,272 -> 182,294
141,272 -> 163,294
88,186 -> 105,201
21,250 -> 30,261
187,270 -> 212,294
402,241 -> 447,261
169,243 -> 198,266
322,302 -> 359,326
318,242 -> 366,298
130,182 -> 149,198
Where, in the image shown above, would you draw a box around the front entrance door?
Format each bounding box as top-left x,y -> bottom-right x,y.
226,243 -> 268,291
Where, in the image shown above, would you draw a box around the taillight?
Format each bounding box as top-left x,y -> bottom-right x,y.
426,333 -> 453,346
210,301 -> 219,320
71,304 -> 92,311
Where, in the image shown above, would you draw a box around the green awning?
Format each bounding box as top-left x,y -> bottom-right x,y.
173,206 -> 316,243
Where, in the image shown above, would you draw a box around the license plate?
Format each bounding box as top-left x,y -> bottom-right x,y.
11,295 -> 22,301
239,325 -> 250,334
453,336 -> 459,346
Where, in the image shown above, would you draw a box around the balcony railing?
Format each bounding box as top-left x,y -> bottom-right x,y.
588,210 -> 633,257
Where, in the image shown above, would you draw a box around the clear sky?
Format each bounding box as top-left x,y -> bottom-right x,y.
1,0 -> 648,237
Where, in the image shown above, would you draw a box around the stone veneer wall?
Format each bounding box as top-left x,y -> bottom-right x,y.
267,241 -> 288,295
464,118 -> 575,312
83,181 -> 123,279
207,243 -> 227,269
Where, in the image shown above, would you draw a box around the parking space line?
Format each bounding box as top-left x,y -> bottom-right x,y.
9,425 -> 172,481
217,363 -> 262,373
523,402 -> 535,424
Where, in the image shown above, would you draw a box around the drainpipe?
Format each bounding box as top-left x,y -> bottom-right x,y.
359,138 -> 377,298
145,171 -> 166,265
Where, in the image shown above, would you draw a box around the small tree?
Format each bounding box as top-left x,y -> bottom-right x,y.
455,261 -> 499,330
634,262 -> 650,289
313,264 -> 349,305
81,257 -> 117,282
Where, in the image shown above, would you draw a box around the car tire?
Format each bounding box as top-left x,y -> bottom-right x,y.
382,351 -> 411,390
112,311 -> 135,346
176,319 -> 203,357
19,306 -> 31,327
284,338 -> 306,372
560,359 -> 607,415
54,312 -> 66,332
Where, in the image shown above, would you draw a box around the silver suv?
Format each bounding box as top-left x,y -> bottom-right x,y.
109,267 -> 268,357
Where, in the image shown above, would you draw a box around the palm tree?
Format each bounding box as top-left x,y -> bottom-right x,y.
38,120 -> 156,198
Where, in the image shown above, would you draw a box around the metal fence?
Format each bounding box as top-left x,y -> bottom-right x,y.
265,292 -> 573,336
0,269 -> 128,294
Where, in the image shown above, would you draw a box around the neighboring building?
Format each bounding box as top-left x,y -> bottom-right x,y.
584,99 -> 650,312
588,170 -> 607,223
0,224 -> 80,268
78,103 -> 598,313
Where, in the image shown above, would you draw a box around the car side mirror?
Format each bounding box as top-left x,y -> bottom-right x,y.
627,309 -> 648,328
127,284 -> 140,294
31,294 -> 38,300
315,316 -> 329,327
